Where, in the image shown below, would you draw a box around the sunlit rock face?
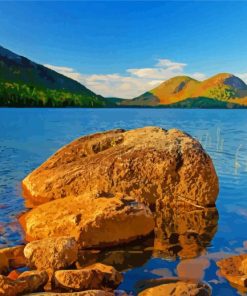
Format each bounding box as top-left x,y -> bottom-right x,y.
153,200 -> 219,259
22,127 -> 219,209
136,278 -> 212,296
217,254 -> 247,289
20,195 -> 155,248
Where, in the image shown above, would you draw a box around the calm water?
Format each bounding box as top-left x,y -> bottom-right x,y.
0,108 -> 247,295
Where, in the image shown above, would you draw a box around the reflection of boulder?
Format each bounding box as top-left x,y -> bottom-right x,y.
153,199 -> 218,259
77,236 -> 154,272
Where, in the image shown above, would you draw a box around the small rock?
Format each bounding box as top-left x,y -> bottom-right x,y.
0,270 -> 48,295
55,263 -> 122,291
0,275 -> 27,296
82,263 -> 123,288
138,280 -> 211,296
24,237 -> 78,271
0,245 -> 26,269
0,253 -> 9,274
217,254 -> 247,287
19,270 -> 49,292
7,270 -> 21,280
23,290 -> 114,295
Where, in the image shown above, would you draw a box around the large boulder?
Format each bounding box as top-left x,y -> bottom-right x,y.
24,237 -> 78,271
217,254 -> 247,287
20,196 -> 155,248
22,127 -> 219,208
55,263 -> 122,291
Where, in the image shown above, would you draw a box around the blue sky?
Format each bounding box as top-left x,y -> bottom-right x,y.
0,1 -> 247,98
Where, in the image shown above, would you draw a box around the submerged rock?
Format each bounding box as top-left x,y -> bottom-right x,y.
55,263 -> 122,291
137,278 -> 211,296
20,196 -> 154,248
24,237 -> 78,271
217,254 -> 247,287
22,127 -> 219,208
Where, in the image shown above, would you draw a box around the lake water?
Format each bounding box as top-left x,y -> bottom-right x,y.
0,108 -> 247,295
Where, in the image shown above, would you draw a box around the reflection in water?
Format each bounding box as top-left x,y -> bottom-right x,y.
77,201 -> 218,272
153,199 -> 219,259
77,235 -> 154,272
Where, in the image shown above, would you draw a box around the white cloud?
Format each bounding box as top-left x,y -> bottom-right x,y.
236,73 -> 247,84
44,59 -> 207,99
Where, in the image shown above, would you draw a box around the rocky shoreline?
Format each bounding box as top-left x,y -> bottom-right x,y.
1,126 -> 246,295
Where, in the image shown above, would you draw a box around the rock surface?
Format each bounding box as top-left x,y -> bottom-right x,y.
217,254 -> 247,287
0,271 -> 48,295
24,237 -> 78,271
137,279 -> 211,296
0,253 -> 9,274
55,263 -> 122,291
22,127 -> 219,208
0,245 -> 26,269
20,196 -> 154,248
0,275 -> 27,296
23,291 -> 115,295
18,271 -> 49,292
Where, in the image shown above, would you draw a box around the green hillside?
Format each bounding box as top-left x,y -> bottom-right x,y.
124,73 -> 247,108
0,46 -> 106,107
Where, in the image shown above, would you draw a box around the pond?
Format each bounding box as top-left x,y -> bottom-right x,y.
0,108 -> 247,295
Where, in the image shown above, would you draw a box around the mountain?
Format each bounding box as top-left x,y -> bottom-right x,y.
0,45 -> 106,107
1,45 -> 247,108
124,73 -> 247,108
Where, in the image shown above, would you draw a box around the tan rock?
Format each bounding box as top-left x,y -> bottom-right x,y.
0,245 -> 26,269
217,254 -> 247,287
0,253 -> 9,274
138,279 -> 211,296
22,127 -> 219,208
82,263 -> 123,287
7,270 -> 21,280
23,291 -> 114,295
240,258 -> 247,275
18,270 -> 49,292
55,263 -> 122,291
24,237 -> 78,271
0,275 -> 27,296
20,196 -> 155,248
